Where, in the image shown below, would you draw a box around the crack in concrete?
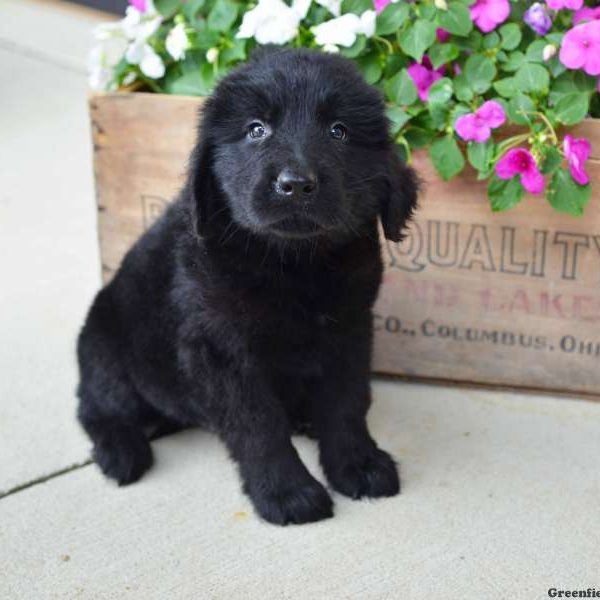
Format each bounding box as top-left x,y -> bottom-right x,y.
0,459 -> 93,500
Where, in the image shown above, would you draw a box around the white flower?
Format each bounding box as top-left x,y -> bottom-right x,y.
87,0 -> 164,89
236,0 -> 310,45
322,43 -> 340,53
126,42 -> 165,78
312,10 -> 376,48
206,47 -> 219,64
316,0 -> 342,17
88,23 -> 129,90
542,44 -> 557,62
166,22 -> 189,60
122,71 -> 137,86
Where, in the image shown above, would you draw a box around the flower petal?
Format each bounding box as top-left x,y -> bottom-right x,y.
476,100 -> 506,129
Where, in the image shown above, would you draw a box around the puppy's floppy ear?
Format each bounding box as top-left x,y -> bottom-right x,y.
187,138 -> 213,238
379,150 -> 419,243
186,110 -> 220,238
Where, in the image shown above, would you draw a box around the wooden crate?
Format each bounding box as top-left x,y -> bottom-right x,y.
90,92 -> 600,398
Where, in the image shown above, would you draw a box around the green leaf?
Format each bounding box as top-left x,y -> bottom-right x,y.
499,50 -> 525,72
488,175 -> 524,212
220,39 -> 247,64
467,139 -> 495,172
464,54 -> 496,94
540,147 -> 562,175
493,77 -> 517,98
554,93 -> 590,125
207,0 -> 238,32
154,0 -> 181,17
387,106 -> 411,134
164,64 -> 215,96
429,135 -> 465,180
428,42 -> 459,69
385,68 -> 418,105
429,103 -> 450,130
483,31 -> 500,50
515,63 -> 549,94
507,93 -> 535,125
427,77 -> 453,104
499,23 -> 521,50
404,127 -> 435,148
550,70 -> 597,98
419,3 -> 437,20
547,167 -> 591,216
182,0 -> 205,22
525,40 -> 547,63
341,0 -> 373,14
398,20 -> 437,62
356,53 -> 383,84
438,2 -> 472,36
376,2 -> 410,36
339,35 -> 367,58
453,72 -> 473,102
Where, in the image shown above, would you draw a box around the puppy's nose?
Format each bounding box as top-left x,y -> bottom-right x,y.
274,169 -> 318,198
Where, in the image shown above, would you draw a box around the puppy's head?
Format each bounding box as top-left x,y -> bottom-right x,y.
188,48 -> 417,243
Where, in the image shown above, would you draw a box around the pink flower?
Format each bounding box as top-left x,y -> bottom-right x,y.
436,28 -> 451,42
559,21 -> 600,76
496,148 -> 545,194
547,0 -> 583,10
129,0 -> 147,11
573,6 -> 600,24
374,0 -> 391,12
469,0 -> 510,33
455,101 -> 506,143
564,134 -> 592,185
407,57 -> 445,102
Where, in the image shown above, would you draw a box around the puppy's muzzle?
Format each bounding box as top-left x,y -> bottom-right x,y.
273,168 -> 318,201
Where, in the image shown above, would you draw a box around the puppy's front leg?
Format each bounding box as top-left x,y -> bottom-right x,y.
221,376 -> 333,525
312,346 -> 400,500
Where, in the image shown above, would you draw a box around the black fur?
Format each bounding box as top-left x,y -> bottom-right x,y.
77,49 -> 418,525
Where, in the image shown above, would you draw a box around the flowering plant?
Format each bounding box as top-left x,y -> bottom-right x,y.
90,0 -> 600,215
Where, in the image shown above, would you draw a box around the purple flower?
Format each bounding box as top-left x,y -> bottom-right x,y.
573,6 -> 600,24
524,3 -> 552,36
129,0 -> 147,11
374,0 -> 391,12
470,0 -> 510,33
547,0 -> 583,10
407,57 -> 445,102
455,100 -> 506,142
564,134 -> 592,185
436,28 -> 451,42
560,20 -> 600,76
496,148 -> 545,194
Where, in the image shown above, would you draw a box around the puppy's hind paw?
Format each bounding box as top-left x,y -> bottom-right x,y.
324,447 -> 400,500
92,424 -> 153,486
249,477 -> 334,526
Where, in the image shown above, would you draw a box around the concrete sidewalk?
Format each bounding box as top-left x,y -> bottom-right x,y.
1,1 -> 599,598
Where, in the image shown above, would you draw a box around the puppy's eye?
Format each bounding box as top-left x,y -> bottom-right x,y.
329,122 -> 347,141
248,121 -> 268,140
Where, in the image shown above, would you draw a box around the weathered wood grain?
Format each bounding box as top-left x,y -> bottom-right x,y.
90,92 -> 600,397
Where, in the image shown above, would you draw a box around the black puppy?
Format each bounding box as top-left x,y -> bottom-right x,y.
77,48 -> 418,525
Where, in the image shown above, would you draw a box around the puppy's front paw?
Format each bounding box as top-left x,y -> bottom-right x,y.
323,446 -> 400,500
247,475 -> 334,526
93,424 -> 153,486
